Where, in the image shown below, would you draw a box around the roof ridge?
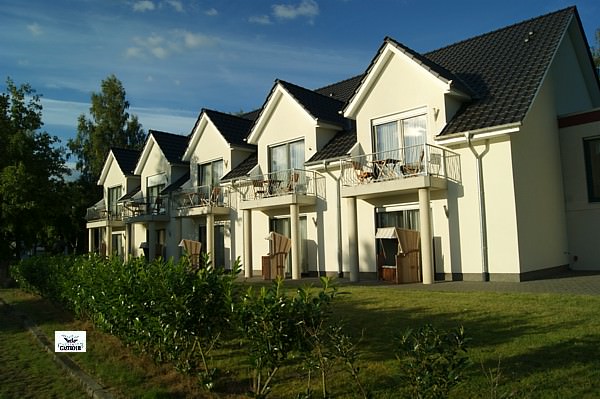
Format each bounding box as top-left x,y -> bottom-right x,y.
149,129 -> 187,137
314,74 -> 364,93
203,107 -> 255,121
425,6 -> 575,56
277,79 -> 344,104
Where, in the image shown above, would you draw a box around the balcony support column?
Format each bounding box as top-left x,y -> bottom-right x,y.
88,228 -> 93,254
243,209 -> 252,278
206,213 -> 215,265
148,222 -> 157,261
290,203 -> 300,280
346,197 -> 359,282
106,225 -> 113,257
124,224 -> 130,262
418,188 -> 434,284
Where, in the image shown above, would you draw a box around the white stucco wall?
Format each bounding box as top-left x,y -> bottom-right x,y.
559,119 -> 600,270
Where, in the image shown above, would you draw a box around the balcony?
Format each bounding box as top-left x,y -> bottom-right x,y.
174,185 -> 231,217
85,203 -> 124,227
340,144 -> 461,199
122,196 -> 170,223
239,169 -> 325,210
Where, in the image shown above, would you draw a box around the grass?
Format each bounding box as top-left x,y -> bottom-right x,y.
2,283 -> 600,398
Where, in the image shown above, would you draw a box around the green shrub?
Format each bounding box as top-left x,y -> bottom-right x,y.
395,324 -> 471,399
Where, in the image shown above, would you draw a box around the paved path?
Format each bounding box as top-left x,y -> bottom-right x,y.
241,271 -> 600,296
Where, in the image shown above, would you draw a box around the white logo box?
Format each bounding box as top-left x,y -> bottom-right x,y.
55,331 -> 86,352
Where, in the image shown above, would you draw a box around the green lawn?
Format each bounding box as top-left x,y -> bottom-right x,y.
1,284 -> 600,398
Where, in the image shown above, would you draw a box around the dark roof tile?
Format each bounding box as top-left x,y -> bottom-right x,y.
149,130 -> 190,164
307,130 -> 356,163
110,147 -> 140,175
203,109 -> 255,148
278,80 -> 348,127
221,152 -> 257,181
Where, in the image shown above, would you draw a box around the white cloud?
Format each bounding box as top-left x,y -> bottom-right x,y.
27,22 -> 43,36
181,31 -> 215,48
205,8 -> 218,16
272,0 -> 319,20
133,1 -> 155,12
165,0 -> 184,12
249,15 -> 272,25
129,30 -> 216,60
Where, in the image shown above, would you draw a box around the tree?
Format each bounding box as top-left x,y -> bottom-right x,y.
68,74 -> 145,183
0,78 -> 69,262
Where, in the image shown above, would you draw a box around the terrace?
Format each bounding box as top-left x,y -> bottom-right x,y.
174,185 -> 231,217
340,144 -> 461,199
239,169 -> 326,210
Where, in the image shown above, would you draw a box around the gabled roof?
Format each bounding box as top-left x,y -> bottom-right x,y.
97,147 -> 140,185
111,148 -> 140,175
278,80 -> 348,127
134,130 -> 189,175
427,6 -> 580,136
150,130 -> 189,164
204,109 -> 255,148
342,7 -> 587,138
247,79 -> 349,144
221,152 -> 258,181
306,129 -> 357,164
183,108 -> 255,161
314,75 -> 364,103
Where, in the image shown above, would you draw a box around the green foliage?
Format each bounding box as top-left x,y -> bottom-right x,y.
593,29 -> 600,76
0,78 -> 68,261
11,254 -> 240,389
68,74 -> 145,184
395,324 -> 471,399
236,277 -> 338,398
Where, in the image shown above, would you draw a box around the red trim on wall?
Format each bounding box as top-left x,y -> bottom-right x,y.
558,109 -> 600,128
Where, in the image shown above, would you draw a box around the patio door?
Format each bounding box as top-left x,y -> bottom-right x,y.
270,216 -> 308,275
375,208 -> 420,266
199,223 -> 226,268
373,114 -> 427,163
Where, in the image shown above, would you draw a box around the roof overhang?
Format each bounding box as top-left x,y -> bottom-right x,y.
435,122 -> 522,146
182,110 -> 230,162
133,134 -> 158,175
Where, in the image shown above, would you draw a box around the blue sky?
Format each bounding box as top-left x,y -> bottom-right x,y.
1,0 -> 599,148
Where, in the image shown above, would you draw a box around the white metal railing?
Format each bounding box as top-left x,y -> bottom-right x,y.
121,196 -> 169,219
340,144 -> 461,186
174,185 -> 231,209
240,169 -> 325,201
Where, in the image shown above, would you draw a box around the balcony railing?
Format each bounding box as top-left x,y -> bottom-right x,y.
174,185 -> 231,209
340,144 -> 461,187
241,169 -> 326,201
85,204 -> 123,221
121,196 -> 169,219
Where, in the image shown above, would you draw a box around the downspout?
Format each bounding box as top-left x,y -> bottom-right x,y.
466,133 -> 489,281
324,160 -> 344,278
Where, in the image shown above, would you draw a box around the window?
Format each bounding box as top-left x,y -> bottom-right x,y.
584,137 -> 600,202
198,159 -> 224,198
198,159 -> 224,187
269,140 -> 305,173
107,186 -> 122,217
373,113 -> 427,164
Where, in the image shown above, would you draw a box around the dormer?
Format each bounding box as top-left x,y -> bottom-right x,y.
182,109 -> 255,189
343,37 -> 472,153
97,147 -> 140,213
247,80 -> 350,174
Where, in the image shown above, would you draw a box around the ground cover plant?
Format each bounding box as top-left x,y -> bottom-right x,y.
6,255 -> 600,398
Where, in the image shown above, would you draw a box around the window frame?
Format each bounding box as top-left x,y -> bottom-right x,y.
583,136 -> 600,203
371,108 -> 428,156
268,139 -> 305,173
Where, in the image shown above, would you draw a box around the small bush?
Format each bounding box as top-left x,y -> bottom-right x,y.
395,324 -> 471,399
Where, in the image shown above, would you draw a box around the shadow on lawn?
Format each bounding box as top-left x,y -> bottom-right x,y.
0,290 -> 75,333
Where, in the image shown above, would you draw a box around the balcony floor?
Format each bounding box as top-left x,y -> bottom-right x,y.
341,175 -> 447,200
240,193 -> 317,211
176,205 -> 231,218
